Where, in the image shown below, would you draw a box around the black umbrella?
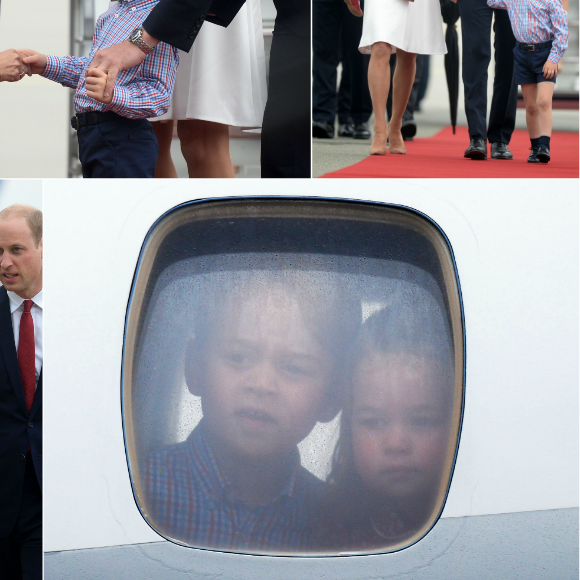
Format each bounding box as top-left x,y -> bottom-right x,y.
440,0 -> 460,133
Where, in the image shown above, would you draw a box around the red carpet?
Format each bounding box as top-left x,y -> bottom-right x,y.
320,126 -> 579,178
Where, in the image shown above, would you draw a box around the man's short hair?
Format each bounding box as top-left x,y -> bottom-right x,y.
0,204 -> 43,247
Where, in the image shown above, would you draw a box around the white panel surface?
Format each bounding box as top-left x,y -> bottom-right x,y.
43,180 -> 579,552
0,0 -> 70,177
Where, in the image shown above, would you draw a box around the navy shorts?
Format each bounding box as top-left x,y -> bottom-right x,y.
77,116 -> 159,178
513,44 -> 557,85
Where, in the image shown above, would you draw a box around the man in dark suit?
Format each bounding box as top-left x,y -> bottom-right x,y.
453,0 -> 518,160
0,205 -> 43,580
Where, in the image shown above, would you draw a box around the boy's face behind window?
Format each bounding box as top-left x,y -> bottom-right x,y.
189,286 -> 335,460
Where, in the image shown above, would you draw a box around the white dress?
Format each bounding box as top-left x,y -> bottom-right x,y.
359,0 -> 447,55
154,0 -> 268,128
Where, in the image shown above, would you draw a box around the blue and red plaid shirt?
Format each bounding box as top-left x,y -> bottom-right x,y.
143,424 -> 324,554
41,0 -> 179,119
486,0 -> 568,63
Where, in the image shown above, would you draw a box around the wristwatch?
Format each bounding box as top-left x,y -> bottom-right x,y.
129,27 -> 155,55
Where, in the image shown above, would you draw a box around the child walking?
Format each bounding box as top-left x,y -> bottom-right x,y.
19,0 -> 179,178
486,0 -> 568,163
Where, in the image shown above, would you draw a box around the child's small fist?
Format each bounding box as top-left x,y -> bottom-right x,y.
543,60 -> 558,79
19,49 -> 47,75
85,67 -> 113,104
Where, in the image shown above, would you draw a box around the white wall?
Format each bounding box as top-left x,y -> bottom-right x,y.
0,0 -> 71,178
43,180 -> 578,552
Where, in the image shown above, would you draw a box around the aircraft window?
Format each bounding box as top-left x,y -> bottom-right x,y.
122,199 -> 464,556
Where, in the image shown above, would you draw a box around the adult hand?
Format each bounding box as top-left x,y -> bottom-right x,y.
19,49 -> 48,75
543,60 -> 558,79
88,29 -> 158,98
0,49 -> 29,82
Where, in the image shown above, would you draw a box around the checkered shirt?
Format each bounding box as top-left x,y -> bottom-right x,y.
143,424 -> 324,553
41,0 -> 179,118
486,0 -> 568,63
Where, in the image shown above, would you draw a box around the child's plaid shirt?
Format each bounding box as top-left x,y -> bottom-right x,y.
41,0 -> 179,118
143,423 -> 324,553
486,0 -> 568,63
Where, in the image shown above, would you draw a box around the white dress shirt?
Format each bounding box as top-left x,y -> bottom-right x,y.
8,290 -> 43,387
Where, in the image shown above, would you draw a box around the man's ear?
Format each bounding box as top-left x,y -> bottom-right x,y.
184,337 -> 204,397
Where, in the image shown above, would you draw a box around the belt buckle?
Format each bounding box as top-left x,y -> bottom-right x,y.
529,45 -> 535,51
70,116 -> 79,130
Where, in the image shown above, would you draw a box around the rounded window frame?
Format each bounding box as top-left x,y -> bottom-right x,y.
121,197 -> 466,557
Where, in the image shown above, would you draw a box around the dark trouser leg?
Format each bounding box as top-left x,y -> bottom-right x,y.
417,55 -> 430,109
14,459 -> 42,580
338,51 -> 353,125
78,119 -> 159,178
0,536 -> 22,580
403,54 -> 424,122
487,9 -> 517,143
459,0 -> 493,139
261,23 -> 311,177
312,1 -> 342,123
341,0 -> 372,124
386,54 -> 396,120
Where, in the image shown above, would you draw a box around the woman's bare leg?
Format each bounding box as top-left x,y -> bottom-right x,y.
368,42 -> 392,155
389,48 -> 416,154
177,119 -> 235,178
152,121 -> 179,178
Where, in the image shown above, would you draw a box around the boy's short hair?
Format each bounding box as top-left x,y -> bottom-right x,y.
193,268 -> 362,397
0,204 -> 43,247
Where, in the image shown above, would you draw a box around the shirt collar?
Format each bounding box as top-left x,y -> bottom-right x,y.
7,289 -> 43,314
189,423 -> 302,508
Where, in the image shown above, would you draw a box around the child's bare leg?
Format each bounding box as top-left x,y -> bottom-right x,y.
177,119 -> 235,178
521,83 -> 540,139
368,42 -> 392,155
389,48 -> 417,154
152,121 -> 179,178
537,81 -> 555,137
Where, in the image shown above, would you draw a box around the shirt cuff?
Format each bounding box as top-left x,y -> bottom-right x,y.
547,51 -> 561,64
104,85 -> 131,115
40,55 -> 63,83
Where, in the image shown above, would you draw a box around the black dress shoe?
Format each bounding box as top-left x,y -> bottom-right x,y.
527,146 -> 540,163
464,136 -> 487,160
338,123 -> 355,137
491,142 -> 513,159
401,119 -> 417,140
353,122 -> 371,139
537,144 -> 550,163
313,120 -> 334,139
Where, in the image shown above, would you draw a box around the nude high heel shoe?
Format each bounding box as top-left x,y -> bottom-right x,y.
369,128 -> 388,156
388,125 -> 407,154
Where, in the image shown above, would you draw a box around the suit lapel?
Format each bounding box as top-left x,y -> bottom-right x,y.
0,286 -> 29,416
30,368 -> 42,419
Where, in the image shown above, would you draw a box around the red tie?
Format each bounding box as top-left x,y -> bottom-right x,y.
18,299 -> 36,413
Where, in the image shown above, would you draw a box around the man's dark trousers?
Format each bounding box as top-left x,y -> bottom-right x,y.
312,0 -> 372,125
459,0 -> 518,143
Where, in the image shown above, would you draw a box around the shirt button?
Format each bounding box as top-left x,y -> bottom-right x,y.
188,32 -> 196,38
115,14 -> 119,18
131,6 -> 136,10
28,422 -> 34,428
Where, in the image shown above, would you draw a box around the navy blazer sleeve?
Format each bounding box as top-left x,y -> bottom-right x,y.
143,0 -> 246,52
